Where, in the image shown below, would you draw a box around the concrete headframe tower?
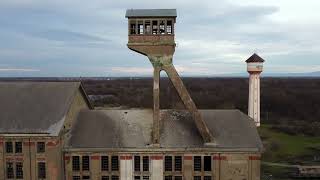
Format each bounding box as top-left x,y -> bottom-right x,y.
126,9 -> 213,145
246,53 -> 265,127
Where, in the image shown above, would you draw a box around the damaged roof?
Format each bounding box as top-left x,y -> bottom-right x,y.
126,9 -> 177,18
68,109 -> 263,151
0,82 -> 90,136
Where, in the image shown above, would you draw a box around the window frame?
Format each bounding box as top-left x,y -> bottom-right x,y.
37,161 -> 46,179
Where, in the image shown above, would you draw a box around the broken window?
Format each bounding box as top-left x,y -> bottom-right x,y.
204,156 -> 211,171
159,20 -> 165,34
6,162 -> 14,179
145,21 -> 151,34
73,176 -> 80,180
111,156 -> 119,171
174,156 -> 182,171
16,162 -> 23,179
72,156 -> 80,171
6,142 -> 13,153
143,156 -> 149,171
82,156 -> 90,171
165,156 -> 173,171
166,20 -> 173,34
130,21 -> 136,35
194,156 -> 201,171
138,21 -> 144,34
134,156 -> 141,171
152,20 -> 158,34
37,142 -> 45,153
38,162 -> 46,179
15,142 -> 22,153
102,176 -> 109,180
101,156 -> 109,171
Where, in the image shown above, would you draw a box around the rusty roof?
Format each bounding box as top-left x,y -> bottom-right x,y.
125,9 -> 177,18
67,109 -> 263,151
246,53 -> 265,63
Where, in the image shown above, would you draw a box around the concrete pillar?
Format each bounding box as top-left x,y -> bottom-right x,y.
120,155 -> 133,180
248,73 -> 261,126
151,155 -> 163,180
153,67 -> 161,144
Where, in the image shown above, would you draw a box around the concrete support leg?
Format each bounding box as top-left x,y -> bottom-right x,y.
152,67 -> 161,144
162,64 -> 213,143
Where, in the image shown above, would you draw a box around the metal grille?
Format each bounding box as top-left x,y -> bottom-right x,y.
134,156 -> 141,172
165,156 -> 173,171
72,156 -> 80,171
174,156 -> 182,171
193,156 -> 201,171
5,142 -> 13,153
37,142 -> 45,153
6,162 -> 14,179
101,156 -> 109,171
16,162 -> 23,179
142,156 -> 149,171
15,142 -> 22,153
204,156 -> 211,172
38,162 -> 46,178
111,156 -> 119,171
82,156 -> 90,171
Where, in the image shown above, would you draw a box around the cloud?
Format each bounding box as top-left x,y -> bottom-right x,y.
0,68 -> 40,72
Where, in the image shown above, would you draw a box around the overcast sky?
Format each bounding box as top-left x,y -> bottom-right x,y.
0,0 -> 319,77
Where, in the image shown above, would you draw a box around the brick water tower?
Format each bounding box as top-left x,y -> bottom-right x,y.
246,53 -> 265,127
126,9 -> 213,145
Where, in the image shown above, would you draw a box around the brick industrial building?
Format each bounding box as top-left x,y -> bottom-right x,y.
0,9 -> 263,180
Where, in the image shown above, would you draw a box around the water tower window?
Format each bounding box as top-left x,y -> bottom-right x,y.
152,20 -> 158,34
138,21 -> 144,35
159,20 -> 165,34
130,21 -> 136,35
145,21 -> 151,34
166,20 -> 172,34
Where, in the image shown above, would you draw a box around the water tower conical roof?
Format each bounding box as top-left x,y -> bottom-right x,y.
246,53 -> 265,63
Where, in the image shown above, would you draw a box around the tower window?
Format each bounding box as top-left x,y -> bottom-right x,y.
134,156 -> 141,171
37,142 -> 45,153
72,156 -> 80,171
142,156 -> 149,171
159,21 -> 165,34
111,156 -> 119,171
101,156 -> 109,171
145,21 -> 151,34
138,21 -> 144,34
15,142 -> 22,153
164,156 -> 173,171
152,21 -> 158,34
193,156 -> 201,171
130,21 -> 136,35
38,162 -> 46,179
166,21 -> 172,34
204,156 -> 211,171
6,142 -> 13,153
16,162 -> 23,179
6,162 -> 14,179
82,156 -> 90,171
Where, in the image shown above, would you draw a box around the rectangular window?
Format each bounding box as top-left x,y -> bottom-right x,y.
6,162 -> 14,179
73,176 -> 81,180
166,20 -> 173,34
37,142 -> 45,153
143,176 -> 149,180
174,176 -> 182,180
142,156 -> 149,171
134,156 -> 141,172
101,156 -> 109,171
174,156 -> 182,171
111,175 -> 119,180
152,20 -> 158,34
111,156 -> 119,171
138,21 -> 144,34
16,162 -> 23,179
145,21 -> 151,34
72,156 -> 80,171
38,162 -> 46,179
83,176 -> 90,179
6,142 -> 13,153
204,176 -> 212,180
165,156 -> 173,171
135,176 -> 141,180
165,175 -> 173,180
102,176 -> 109,180
194,156 -> 201,171
194,176 -> 201,180
159,20 -> 165,34
82,156 -> 90,171
15,142 -> 22,153
204,156 -> 211,171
